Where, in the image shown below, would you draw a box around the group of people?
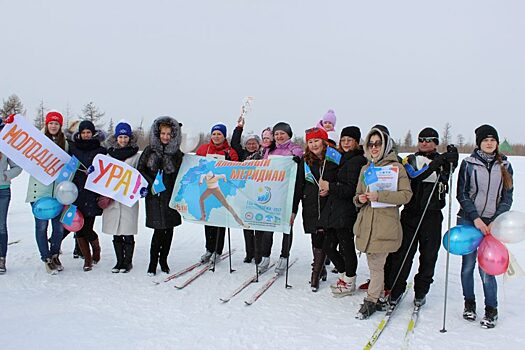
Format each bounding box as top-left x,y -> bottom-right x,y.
0,109 -> 513,329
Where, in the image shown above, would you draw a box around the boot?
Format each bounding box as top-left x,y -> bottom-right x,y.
73,239 -> 83,259
243,230 -> 255,263
463,299 -> 477,321
320,266 -> 327,281
112,240 -> 124,273
77,237 -> 93,271
44,258 -> 58,275
310,248 -> 326,292
121,242 -> 135,273
356,299 -> 377,320
0,257 -> 6,274
480,306 -> 498,329
148,232 -> 162,276
159,230 -> 173,274
332,275 -> 357,298
51,254 -> 64,271
90,239 -> 101,264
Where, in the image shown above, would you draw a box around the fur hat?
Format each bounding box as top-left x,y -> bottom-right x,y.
340,126 -> 361,142
244,133 -> 261,145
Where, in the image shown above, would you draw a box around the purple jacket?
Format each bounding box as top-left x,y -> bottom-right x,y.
263,140 -> 304,158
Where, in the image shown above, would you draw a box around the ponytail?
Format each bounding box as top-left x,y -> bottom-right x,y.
496,150 -> 513,190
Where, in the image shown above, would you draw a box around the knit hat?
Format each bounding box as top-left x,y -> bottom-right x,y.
305,127 -> 328,141
273,122 -> 293,138
45,111 -> 63,126
244,133 -> 261,145
475,124 -> 499,147
261,127 -> 273,141
211,123 -> 227,137
322,109 -> 337,126
114,120 -> 132,137
418,127 -> 439,145
340,126 -> 361,142
78,120 -> 96,134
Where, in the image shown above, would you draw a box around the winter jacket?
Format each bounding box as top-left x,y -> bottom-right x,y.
319,147 -> 367,229
0,153 -> 22,188
456,150 -> 513,223
293,155 -> 339,234
353,129 -> 412,253
137,117 -> 184,229
401,151 -> 450,214
102,135 -> 141,235
263,139 -> 303,158
231,126 -> 264,161
196,139 -> 239,161
68,132 -> 107,217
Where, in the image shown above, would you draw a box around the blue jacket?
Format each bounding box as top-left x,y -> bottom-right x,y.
456,150 -> 513,223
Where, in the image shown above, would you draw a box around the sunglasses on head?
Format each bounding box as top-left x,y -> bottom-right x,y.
367,141 -> 382,149
305,127 -> 321,134
418,137 -> 438,143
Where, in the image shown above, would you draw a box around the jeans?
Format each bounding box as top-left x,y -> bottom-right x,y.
459,217 -> 498,308
31,202 -> 64,261
0,188 -> 11,257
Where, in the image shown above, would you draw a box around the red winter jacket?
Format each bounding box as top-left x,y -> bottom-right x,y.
196,140 -> 239,161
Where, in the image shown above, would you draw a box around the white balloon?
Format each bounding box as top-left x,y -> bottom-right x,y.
491,210 -> 525,244
180,127 -> 200,153
54,181 -> 79,205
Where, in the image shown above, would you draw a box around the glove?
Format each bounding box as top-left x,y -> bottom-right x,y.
139,187 -> 148,198
86,165 -> 95,174
444,146 -> 459,168
429,153 -> 446,171
292,155 -> 301,164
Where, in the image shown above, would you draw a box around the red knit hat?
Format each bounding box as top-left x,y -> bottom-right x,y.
305,127 -> 328,141
45,111 -> 63,126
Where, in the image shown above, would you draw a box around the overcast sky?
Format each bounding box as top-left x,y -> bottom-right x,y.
2,0 -> 524,144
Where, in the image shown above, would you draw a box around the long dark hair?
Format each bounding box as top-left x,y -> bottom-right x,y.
45,125 -> 66,150
304,140 -> 328,167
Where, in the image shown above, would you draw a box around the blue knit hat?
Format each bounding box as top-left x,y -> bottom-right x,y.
114,120 -> 132,137
211,123 -> 227,137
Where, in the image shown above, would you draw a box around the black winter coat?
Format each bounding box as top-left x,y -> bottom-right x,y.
319,147 -> 367,229
68,135 -> 107,217
231,126 -> 264,161
293,156 -> 339,234
137,116 -> 184,229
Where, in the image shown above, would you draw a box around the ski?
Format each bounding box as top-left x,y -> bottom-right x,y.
7,240 -> 21,245
174,250 -> 236,290
219,261 -> 276,303
401,303 -> 421,350
244,258 -> 298,306
154,250 -> 235,285
362,282 -> 413,350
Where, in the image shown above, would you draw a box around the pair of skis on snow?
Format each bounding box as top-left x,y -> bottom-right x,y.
362,283 -> 422,350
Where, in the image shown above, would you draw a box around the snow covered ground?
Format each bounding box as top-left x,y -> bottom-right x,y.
1,155 -> 524,350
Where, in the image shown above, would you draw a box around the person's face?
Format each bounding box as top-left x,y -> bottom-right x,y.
367,134 -> 382,160
274,130 -> 290,144
418,137 -> 437,153
160,126 -> 172,145
245,139 -> 259,152
211,130 -> 225,145
80,129 -> 93,140
339,136 -> 358,152
117,135 -> 130,147
322,121 -> 334,131
47,121 -> 61,136
480,137 -> 498,154
307,138 -> 324,157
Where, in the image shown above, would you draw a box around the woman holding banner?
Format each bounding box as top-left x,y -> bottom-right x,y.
292,127 -> 338,292
25,111 -> 68,274
102,121 -> 141,273
138,116 -> 184,276
68,120 -> 107,271
195,123 -> 239,263
353,127 -> 412,319
0,119 -> 22,274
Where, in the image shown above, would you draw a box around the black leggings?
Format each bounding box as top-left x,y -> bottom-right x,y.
75,216 -> 98,242
323,228 -> 358,277
205,225 -> 225,254
260,231 -> 293,258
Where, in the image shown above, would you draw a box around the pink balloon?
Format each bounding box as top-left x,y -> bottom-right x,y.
477,235 -> 509,275
63,209 -> 84,232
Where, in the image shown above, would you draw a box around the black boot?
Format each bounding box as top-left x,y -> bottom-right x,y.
311,248 -> 326,292
243,229 -> 255,263
148,230 -> 162,276
73,239 -> 83,259
159,229 -> 173,274
121,241 -> 135,273
112,240 -> 124,273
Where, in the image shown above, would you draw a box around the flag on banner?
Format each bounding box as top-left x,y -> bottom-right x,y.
152,170 -> 166,195
325,146 -> 341,165
55,156 -> 80,184
363,162 -> 378,186
304,162 -> 317,184
60,204 -> 77,226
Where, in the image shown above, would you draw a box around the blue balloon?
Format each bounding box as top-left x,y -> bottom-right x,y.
443,225 -> 484,255
32,197 -> 63,220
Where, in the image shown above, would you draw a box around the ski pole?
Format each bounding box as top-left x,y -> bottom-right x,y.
228,227 -> 235,274
440,161 -> 455,333
285,227 -> 293,288
210,226 -> 221,272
